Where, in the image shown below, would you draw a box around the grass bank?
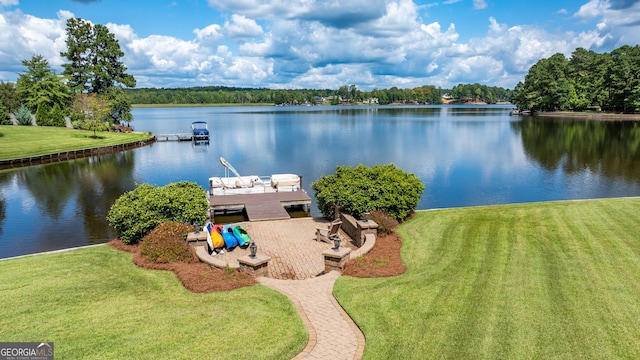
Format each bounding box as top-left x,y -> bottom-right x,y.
0,246 -> 306,359
335,197 -> 640,359
0,126 -> 153,161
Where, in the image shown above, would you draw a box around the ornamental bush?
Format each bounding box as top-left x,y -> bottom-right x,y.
49,103 -> 66,127
370,210 -> 399,235
311,164 -> 425,221
13,105 -> 32,125
35,104 -> 50,126
107,181 -> 209,244
140,222 -> 196,264
0,103 -> 11,125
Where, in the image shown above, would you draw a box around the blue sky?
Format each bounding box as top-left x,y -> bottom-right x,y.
0,0 -> 637,90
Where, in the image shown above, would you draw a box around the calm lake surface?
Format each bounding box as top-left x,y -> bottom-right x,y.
1,105 -> 640,258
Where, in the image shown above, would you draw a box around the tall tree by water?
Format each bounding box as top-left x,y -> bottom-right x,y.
61,18 -> 135,123
61,18 -> 136,94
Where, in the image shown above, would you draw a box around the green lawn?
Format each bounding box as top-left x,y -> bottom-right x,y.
3,198 -> 640,359
0,246 -> 306,359
335,197 -> 640,359
0,125 -> 153,161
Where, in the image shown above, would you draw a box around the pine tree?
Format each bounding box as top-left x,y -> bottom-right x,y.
61,18 -> 136,94
16,55 -> 70,113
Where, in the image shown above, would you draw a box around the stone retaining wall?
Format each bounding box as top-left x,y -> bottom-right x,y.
339,213 -> 378,247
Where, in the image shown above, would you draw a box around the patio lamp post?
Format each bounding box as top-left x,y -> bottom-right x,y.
249,242 -> 257,258
332,235 -> 341,251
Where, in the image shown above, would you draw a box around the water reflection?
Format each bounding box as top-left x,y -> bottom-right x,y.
0,152 -> 136,258
0,195 -> 5,238
513,118 -> 640,182
1,106 -> 640,259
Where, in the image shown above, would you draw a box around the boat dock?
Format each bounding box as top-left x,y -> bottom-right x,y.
207,157 -> 310,221
209,191 -> 311,221
155,133 -> 198,141
156,121 -> 210,141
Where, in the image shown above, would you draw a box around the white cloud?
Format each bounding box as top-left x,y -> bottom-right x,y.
573,0 -> 640,47
0,0 -> 634,90
193,23 -> 223,44
0,0 -> 18,6
574,0 -> 607,18
473,0 -> 487,10
223,14 -> 263,39
0,10 -> 67,71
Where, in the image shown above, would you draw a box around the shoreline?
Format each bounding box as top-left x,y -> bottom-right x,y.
0,136 -> 155,170
533,111 -> 640,121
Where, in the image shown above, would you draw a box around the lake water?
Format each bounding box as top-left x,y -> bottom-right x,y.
1,105 -> 640,259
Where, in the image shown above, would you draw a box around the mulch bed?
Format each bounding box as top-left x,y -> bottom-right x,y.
108,239 -> 256,292
108,229 -> 406,293
342,232 -> 406,277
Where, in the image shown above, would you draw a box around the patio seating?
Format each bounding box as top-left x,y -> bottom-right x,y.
316,220 -> 342,243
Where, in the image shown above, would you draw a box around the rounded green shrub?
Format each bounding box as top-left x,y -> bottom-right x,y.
312,164 -> 425,221
35,104 -> 51,126
49,103 -> 66,127
107,181 -> 209,244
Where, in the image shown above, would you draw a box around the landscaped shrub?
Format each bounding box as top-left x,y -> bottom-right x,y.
35,104 -> 51,126
370,210 -> 399,235
312,164 -> 425,221
49,103 -> 66,127
107,181 -> 209,244
139,222 -> 196,263
13,105 -> 32,125
0,104 -> 11,125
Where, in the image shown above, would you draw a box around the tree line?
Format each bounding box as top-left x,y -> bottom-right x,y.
511,45 -> 640,112
126,83 -> 509,106
0,18 -> 136,131
448,83 -> 512,103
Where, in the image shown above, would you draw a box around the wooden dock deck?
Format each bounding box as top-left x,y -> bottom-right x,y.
156,133 -> 209,141
209,191 -> 311,221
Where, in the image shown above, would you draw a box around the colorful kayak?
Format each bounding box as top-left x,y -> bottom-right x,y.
222,224 -> 239,249
211,225 -> 224,249
204,223 -> 225,252
233,225 -> 251,247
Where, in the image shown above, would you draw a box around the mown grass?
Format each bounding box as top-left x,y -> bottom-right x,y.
0,246 -> 306,359
335,197 -> 640,359
0,125 -> 152,160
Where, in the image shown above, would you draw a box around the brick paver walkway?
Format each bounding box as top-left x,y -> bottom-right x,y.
259,271 -> 365,360
208,217 -> 365,359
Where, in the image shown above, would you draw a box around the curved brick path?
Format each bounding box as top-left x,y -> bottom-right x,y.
203,217 -> 366,358
259,271 -> 365,360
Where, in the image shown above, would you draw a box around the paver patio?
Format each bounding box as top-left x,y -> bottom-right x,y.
206,217 -> 365,359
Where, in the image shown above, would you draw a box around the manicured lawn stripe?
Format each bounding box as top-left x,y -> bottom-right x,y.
0,246 -> 306,359
335,198 -> 640,359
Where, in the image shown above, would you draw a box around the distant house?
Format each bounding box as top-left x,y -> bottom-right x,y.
441,94 -> 454,104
